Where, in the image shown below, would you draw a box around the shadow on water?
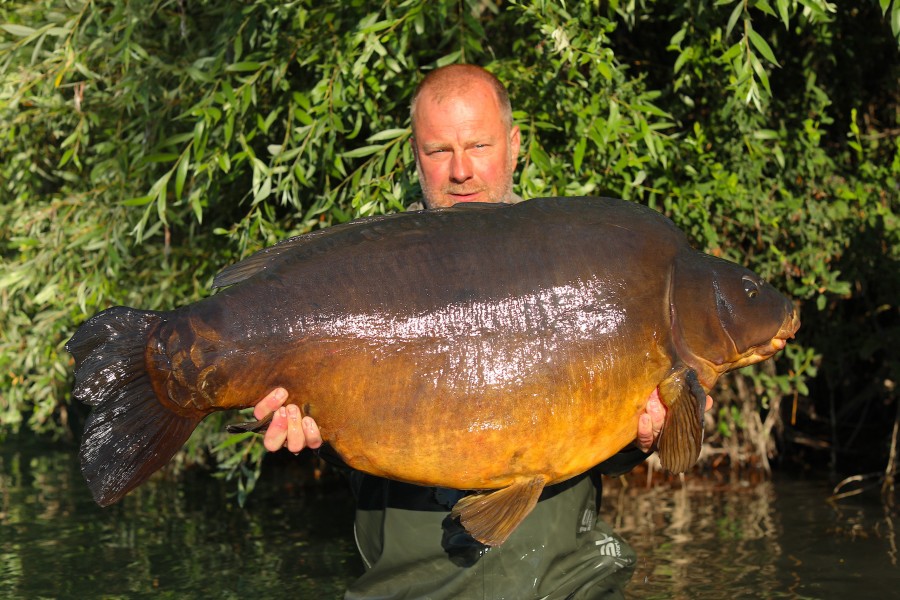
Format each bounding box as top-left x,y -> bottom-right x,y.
0,436 -> 361,599
2,436 -> 898,599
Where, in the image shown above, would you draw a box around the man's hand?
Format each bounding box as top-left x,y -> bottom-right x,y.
253,388 -> 322,453
635,389 -> 714,453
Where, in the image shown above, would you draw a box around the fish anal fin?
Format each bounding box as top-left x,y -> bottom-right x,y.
450,475 -> 547,547
657,367 -> 706,473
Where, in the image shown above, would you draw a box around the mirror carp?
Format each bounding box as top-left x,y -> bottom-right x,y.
67,196 -> 800,546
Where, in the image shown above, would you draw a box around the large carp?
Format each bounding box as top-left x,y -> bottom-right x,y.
67,196 -> 799,545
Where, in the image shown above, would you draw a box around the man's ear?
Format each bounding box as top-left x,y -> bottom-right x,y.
409,137 -> 420,165
509,126 -> 521,165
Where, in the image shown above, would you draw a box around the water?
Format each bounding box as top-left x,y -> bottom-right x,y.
0,438 -> 361,598
602,471 -> 899,599
1,438 -> 896,599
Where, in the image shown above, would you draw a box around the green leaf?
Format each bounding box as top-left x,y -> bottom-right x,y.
367,128 -> 409,143
721,41 -> 743,63
121,195 -> 153,207
190,194 -> 204,224
573,137 -> 587,173
747,27 -> 780,66
529,142 -> 552,173
777,0 -> 791,28
674,47 -> 694,74
225,61 -> 263,72
154,172 -> 172,225
217,152 -> 232,173
253,177 -> 272,203
893,4 -> 900,39
749,52 -> 772,95
1,24 -> 36,37
340,144 -> 385,158
755,0 -> 777,19
175,153 -> 190,200
435,50 -> 461,67
726,1 -> 744,39
142,153 -> 179,164
752,129 -> 779,140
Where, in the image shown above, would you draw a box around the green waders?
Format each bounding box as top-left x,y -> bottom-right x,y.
344,472 -> 637,600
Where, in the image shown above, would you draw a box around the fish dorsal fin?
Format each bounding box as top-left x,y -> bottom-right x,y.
657,367 -> 706,472
211,212 -> 412,289
450,475 -> 547,547
211,202 -> 513,289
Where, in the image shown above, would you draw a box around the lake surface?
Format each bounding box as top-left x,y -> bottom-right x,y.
1,437 -> 896,599
602,469 -> 898,599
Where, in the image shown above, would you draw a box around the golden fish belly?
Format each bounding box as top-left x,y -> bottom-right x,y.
250,335 -> 674,490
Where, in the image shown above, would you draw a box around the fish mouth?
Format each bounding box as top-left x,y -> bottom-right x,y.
687,304 -> 802,390
730,306 -> 801,371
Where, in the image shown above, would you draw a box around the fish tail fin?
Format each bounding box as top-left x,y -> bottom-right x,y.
657,367 -> 706,473
66,307 -> 202,506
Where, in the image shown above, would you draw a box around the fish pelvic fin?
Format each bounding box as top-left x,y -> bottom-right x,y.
450,475 -> 547,547
66,307 -> 202,507
657,367 -> 706,473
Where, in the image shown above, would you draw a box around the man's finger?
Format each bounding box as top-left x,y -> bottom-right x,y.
286,404 -> 306,453
253,387 -> 288,420
263,407 -> 289,452
636,413 -> 654,452
302,416 -> 323,450
648,395 -> 666,436
705,395 -> 714,412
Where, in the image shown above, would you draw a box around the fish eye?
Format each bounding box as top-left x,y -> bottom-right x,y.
742,276 -> 759,299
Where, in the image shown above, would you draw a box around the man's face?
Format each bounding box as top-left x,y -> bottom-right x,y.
411,82 -> 520,208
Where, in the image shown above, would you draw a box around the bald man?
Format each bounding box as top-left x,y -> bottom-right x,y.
253,65 -> 700,599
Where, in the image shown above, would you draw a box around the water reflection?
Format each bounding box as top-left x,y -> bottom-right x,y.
601,468 -> 898,599
1,437 -> 897,599
0,438 -> 360,599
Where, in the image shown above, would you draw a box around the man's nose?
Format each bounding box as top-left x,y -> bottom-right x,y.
449,152 -> 473,183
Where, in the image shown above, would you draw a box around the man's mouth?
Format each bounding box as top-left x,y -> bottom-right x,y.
446,190 -> 484,201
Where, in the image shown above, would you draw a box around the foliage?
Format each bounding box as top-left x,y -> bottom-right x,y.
1,0 -> 898,495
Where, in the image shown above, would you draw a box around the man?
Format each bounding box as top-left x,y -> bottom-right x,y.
253,65 -> 700,599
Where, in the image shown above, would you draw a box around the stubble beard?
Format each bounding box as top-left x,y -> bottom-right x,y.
417,152 -> 516,209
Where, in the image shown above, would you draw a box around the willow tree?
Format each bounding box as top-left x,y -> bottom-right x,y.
2,0 -> 898,498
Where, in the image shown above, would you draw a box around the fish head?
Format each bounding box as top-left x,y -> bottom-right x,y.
671,252 -> 800,389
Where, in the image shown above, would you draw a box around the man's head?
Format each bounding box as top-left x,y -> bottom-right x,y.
409,64 -> 521,209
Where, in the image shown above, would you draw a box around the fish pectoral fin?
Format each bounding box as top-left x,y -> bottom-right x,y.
225,413 -> 272,435
657,367 -> 706,473
450,476 -> 547,547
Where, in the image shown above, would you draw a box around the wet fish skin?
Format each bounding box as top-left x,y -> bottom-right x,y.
67,196 -> 800,546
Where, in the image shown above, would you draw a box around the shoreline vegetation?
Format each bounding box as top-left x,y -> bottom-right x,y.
1,1 -> 898,502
